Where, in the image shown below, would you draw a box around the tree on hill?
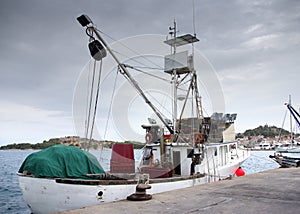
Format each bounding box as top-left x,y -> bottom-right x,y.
0,137 -> 144,150
240,124 -> 290,138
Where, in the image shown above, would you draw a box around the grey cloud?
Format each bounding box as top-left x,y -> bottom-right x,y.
0,0 -> 299,144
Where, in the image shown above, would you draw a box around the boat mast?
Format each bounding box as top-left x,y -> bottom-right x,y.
289,95 -> 293,143
77,15 -> 174,134
170,20 -> 178,133
286,95 -> 300,132
163,22 -> 200,138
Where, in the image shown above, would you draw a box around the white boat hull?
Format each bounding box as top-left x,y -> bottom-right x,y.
18,151 -> 248,214
19,175 -> 206,214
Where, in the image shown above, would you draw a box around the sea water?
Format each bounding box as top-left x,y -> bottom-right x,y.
0,150 -> 279,213
0,150 -> 34,214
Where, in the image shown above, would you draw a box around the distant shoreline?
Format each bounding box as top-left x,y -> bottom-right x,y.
0,137 -> 144,150
0,147 -> 113,151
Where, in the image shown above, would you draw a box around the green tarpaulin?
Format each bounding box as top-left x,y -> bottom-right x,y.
18,144 -> 105,179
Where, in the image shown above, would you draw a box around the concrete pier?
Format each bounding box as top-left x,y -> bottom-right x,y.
59,168 -> 300,214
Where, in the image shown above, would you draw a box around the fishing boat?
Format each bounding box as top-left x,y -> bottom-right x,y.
18,15 -> 249,214
269,96 -> 300,167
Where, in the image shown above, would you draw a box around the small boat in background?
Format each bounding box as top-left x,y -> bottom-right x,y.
270,96 -> 300,167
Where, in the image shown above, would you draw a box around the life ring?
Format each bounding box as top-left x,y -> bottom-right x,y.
192,132 -> 203,144
145,133 -> 153,143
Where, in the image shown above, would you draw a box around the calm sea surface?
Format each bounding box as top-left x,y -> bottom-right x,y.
0,150 -> 279,214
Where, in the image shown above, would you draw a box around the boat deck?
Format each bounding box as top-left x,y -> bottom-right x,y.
58,167 -> 300,214
55,173 -> 205,185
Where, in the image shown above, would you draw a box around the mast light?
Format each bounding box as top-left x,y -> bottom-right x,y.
88,40 -> 107,61
77,14 -> 93,27
77,14 -> 106,61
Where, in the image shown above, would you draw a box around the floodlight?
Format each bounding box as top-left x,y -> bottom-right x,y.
77,14 -> 93,27
88,40 -> 107,61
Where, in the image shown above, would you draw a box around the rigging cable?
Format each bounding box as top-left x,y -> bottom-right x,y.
87,59 -> 104,151
84,60 -> 92,144
104,67 -> 119,139
85,60 -> 97,149
129,65 -> 164,70
118,65 -> 174,121
278,109 -> 287,142
123,64 -> 169,83
95,27 -> 163,70
123,71 -> 173,124
93,28 -> 192,129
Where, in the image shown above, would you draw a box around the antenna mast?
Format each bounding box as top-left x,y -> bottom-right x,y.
164,21 -> 200,139
169,20 -> 179,133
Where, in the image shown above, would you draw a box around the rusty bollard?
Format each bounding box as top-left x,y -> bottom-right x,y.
127,184 -> 152,201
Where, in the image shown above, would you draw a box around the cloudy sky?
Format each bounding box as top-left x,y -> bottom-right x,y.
0,0 -> 299,146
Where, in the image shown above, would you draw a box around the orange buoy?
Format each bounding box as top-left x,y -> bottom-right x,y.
235,167 -> 245,177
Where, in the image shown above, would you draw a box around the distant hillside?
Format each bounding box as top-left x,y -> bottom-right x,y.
0,136 -> 144,150
2,125 -> 296,150
237,124 -> 294,138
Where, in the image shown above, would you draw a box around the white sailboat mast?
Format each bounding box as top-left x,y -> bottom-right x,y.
289,95 -> 294,142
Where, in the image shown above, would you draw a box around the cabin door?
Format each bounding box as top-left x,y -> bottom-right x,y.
173,151 -> 181,175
